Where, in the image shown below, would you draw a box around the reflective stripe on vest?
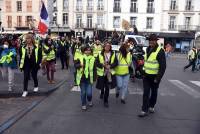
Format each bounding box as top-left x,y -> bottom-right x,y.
143,47 -> 161,74
76,55 -> 95,85
20,47 -> 38,69
93,44 -> 102,57
96,52 -> 115,76
115,52 -> 131,75
43,45 -> 55,61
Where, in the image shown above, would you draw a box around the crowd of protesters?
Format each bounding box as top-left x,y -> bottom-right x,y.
0,30 -> 199,118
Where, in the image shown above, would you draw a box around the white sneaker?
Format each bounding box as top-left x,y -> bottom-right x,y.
88,101 -> 93,107
8,87 -> 12,92
149,107 -> 155,113
22,91 -> 28,97
81,105 -> 87,110
33,87 -> 39,92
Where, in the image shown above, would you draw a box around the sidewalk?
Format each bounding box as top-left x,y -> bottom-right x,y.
0,62 -> 70,98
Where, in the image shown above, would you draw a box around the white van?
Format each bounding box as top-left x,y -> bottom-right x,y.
112,35 -> 148,51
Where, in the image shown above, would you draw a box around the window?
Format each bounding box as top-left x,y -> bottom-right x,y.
17,1 -> 22,12
63,0 -> 68,11
170,0 -> 177,10
113,0 -> 121,12
146,17 -> 153,29
53,13 -> 57,25
17,16 -> 22,27
6,0 -> 12,12
147,0 -> 154,13
169,16 -> 176,30
185,0 -> 192,10
97,0 -> 104,10
26,16 -> 32,26
76,14 -> 82,28
130,0 -> 137,12
76,0 -> 82,11
7,16 -> 12,28
97,15 -> 103,26
113,16 -> 120,28
53,0 -> 57,11
63,13 -> 68,25
87,0 -> 93,10
185,17 -> 191,29
87,15 -> 93,28
130,17 -> 137,27
27,1 -> 32,12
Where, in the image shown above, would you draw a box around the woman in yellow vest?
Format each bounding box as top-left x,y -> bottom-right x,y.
74,45 -> 96,110
42,37 -> 56,84
19,33 -> 42,97
96,41 -> 118,108
115,43 -> 132,104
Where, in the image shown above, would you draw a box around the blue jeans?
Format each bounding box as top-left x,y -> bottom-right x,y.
116,74 -> 130,100
80,80 -> 92,106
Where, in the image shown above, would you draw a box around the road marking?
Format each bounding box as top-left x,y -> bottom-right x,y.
169,80 -> 200,98
190,81 -> 200,87
71,86 -> 81,92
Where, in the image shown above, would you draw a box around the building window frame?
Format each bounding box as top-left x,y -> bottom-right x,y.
76,14 -> 82,28
63,13 -> 68,26
113,0 -> 121,12
170,0 -> 178,10
17,16 -> 22,27
130,17 -> 137,27
7,16 -> 12,28
97,0 -> 104,10
17,1 -> 22,12
146,17 -> 153,29
113,16 -> 120,28
130,0 -> 138,13
63,0 -> 69,11
87,15 -> 93,28
169,16 -> 176,30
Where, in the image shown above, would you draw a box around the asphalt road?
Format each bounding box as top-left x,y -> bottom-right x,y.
4,56 -> 200,134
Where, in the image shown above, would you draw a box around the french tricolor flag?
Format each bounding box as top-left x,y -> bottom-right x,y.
38,1 -> 49,34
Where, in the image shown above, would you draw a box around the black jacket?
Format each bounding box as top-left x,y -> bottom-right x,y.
96,51 -> 118,89
145,45 -> 166,82
58,41 -> 70,56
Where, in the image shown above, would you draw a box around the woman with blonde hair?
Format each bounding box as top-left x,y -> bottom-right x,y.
19,33 -> 42,97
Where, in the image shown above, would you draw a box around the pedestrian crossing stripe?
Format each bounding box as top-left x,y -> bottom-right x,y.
70,80 -> 200,98
169,80 -> 200,99
190,81 -> 200,87
71,86 -> 81,92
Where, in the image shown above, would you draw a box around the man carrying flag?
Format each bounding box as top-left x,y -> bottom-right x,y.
38,1 -> 49,35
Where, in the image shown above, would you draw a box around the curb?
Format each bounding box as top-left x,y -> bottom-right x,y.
0,79 -> 67,98
0,79 -> 67,133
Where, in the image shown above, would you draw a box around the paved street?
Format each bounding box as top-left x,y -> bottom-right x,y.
3,55 -> 200,134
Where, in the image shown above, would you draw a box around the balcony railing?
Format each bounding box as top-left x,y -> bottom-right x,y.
87,6 -> 93,11
185,6 -> 194,11
75,23 -> 84,28
169,6 -> 178,11
178,25 -> 200,31
76,6 -> 83,11
97,6 -> 104,11
84,23 -> 95,29
53,7 -> 57,12
168,25 -> 177,31
96,24 -> 105,29
113,7 -> 121,12
63,7 -> 69,11
147,8 -> 155,13
130,7 -> 138,13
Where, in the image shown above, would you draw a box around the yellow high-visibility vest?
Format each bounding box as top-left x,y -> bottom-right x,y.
143,47 -> 162,74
